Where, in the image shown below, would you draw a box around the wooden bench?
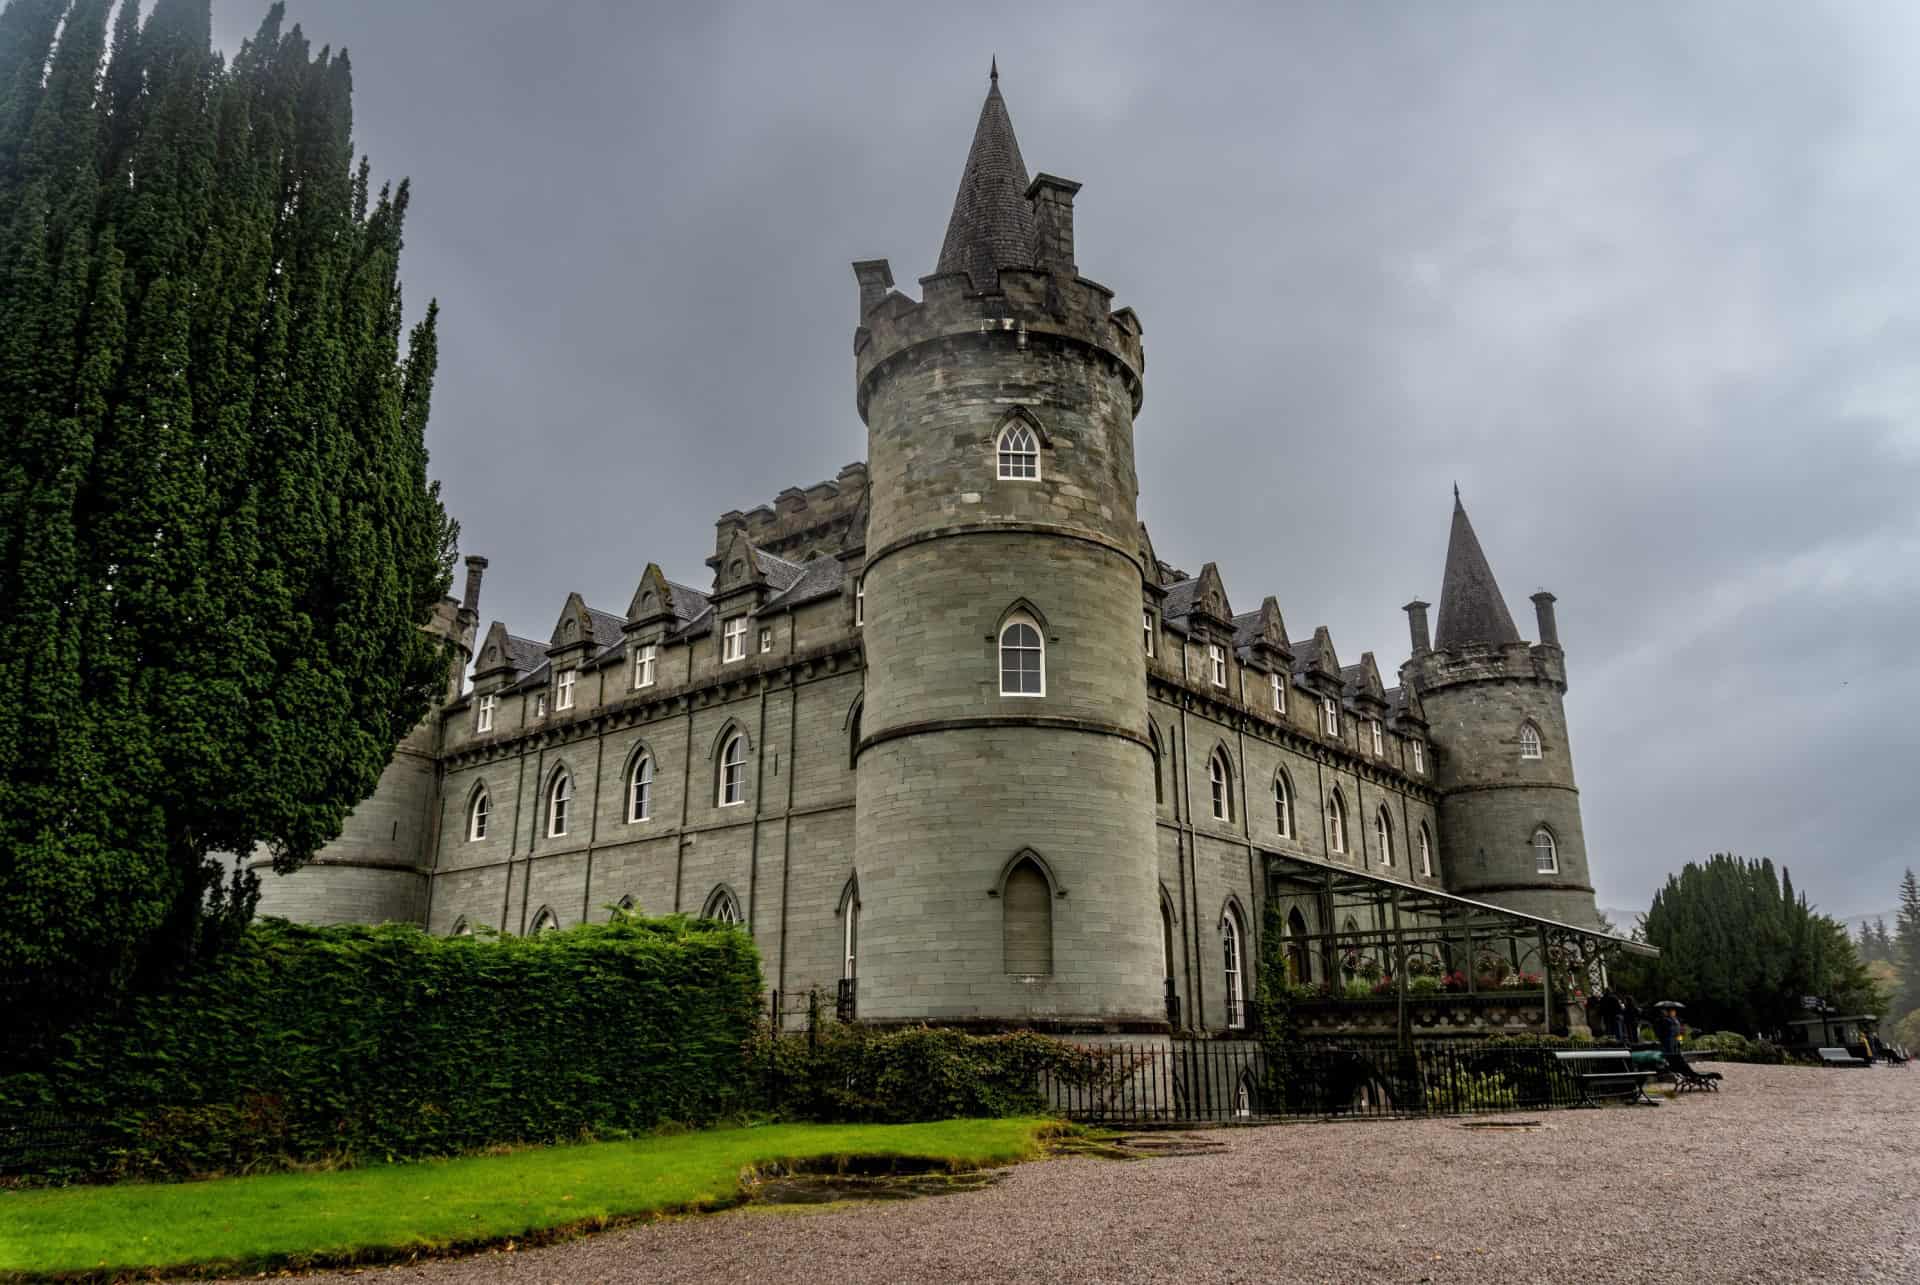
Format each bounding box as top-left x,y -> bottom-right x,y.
1816,1047 -> 1869,1068
1664,1051 -> 1722,1092
1553,1050 -> 1658,1106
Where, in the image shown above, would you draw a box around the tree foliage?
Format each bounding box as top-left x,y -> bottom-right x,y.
1614,854 -> 1885,1035
1895,868 -> 1920,1020
0,1 -> 455,1025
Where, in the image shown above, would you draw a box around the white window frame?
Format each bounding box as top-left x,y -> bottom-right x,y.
1143,609 -> 1155,658
1520,722 -> 1542,759
1370,719 -> 1383,756
534,691 -> 548,719
999,615 -> 1045,697
1329,790 -> 1347,853
759,626 -> 773,654
628,755 -> 652,823
996,421 -> 1040,480
719,733 -> 747,807
547,770 -> 571,838
1534,827 -> 1559,874
842,892 -> 859,980
1209,750 -> 1233,822
854,577 -> 864,627
1322,697 -> 1340,737
556,668 -> 576,711
1376,807 -> 1393,867
1419,825 -> 1433,877
707,889 -> 743,926
634,643 -> 657,690
1411,741 -> 1424,774
467,787 -> 490,842
530,907 -> 559,934
475,692 -> 495,734
1222,909 -> 1247,1030
1208,643 -> 1227,688
722,616 -> 748,663
1273,774 -> 1292,838
1271,672 -> 1285,714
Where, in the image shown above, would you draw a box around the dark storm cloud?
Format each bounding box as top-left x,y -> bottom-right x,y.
210,0 -> 1919,920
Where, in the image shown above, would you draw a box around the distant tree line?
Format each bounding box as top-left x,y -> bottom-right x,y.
0,0 -> 454,1041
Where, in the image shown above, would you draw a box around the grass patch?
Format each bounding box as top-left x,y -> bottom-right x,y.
0,1118 -> 1052,1281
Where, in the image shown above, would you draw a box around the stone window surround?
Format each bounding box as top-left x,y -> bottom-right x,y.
633,642 -> 657,689
722,616 -> 748,662
1534,825 -> 1559,873
627,751 -> 653,823
546,767 -> 572,837
475,692 -> 495,734
466,784 -> 490,842
556,668 -> 577,711
1207,643 -> 1227,688
1519,720 -> 1543,759
996,420 -> 1040,480
999,615 -> 1045,697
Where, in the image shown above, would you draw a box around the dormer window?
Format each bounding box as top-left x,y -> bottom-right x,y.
1143,610 -> 1155,658
1321,697 -> 1339,737
1270,672 -> 1285,714
475,692 -> 496,734
634,643 -> 657,689
722,616 -> 747,662
997,421 -> 1039,480
1208,644 -> 1227,688
1411,741 -> 1424,774
1520,722 -> 1542,759
556,668 -> 576,711
1370,719 -> 1383,756
759,626 -> 773,654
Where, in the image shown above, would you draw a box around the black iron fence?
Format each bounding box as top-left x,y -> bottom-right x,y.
1040,1039 -> 1586,1124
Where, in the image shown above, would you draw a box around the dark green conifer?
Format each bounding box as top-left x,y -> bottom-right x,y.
0,1 -> 455,1031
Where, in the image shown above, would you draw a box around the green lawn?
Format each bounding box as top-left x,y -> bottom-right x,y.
0,1118 -> 1053,1281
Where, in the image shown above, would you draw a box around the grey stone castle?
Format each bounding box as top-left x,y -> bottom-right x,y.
255,71 -> 1606,1035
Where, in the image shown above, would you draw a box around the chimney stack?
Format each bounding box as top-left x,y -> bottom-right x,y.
1026,173 -> 1081,274
461,555 -> 488,615
1404,599 -> 1432,657
852,259 -> 894,319
1531,591 -> 1559,648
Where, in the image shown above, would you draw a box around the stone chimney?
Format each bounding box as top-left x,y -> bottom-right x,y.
462,555 -> 488,615
1404,599 -> 1431,657
1531,591 -> 1560,648
1027,173 -> 1081,274
852,259 -> 894,319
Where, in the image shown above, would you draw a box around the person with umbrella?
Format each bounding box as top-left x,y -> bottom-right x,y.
1653,1001 -> 1685,1053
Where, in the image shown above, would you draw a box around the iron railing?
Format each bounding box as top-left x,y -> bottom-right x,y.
1039,1039 -> 1587,1124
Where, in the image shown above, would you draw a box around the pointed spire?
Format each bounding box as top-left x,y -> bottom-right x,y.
1433,490 -> 1522,650
935,67 -> 1035,290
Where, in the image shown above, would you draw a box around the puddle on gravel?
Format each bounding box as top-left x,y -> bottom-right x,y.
1458,1118 -> 1547,1130
748,1170 -> 1005,1205
1054,1131 -> 1231,1160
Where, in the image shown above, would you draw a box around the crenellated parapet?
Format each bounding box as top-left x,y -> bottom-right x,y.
1409,639 -> 1566,695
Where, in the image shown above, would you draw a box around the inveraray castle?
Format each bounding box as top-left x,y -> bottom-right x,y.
255,72 -> 1615,1035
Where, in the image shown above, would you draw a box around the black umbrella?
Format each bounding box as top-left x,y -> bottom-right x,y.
1653,1000 -> 1685,1009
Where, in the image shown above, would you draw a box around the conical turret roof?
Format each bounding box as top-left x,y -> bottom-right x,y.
1433,489 -> 1522,649
935,64 -> 1034,290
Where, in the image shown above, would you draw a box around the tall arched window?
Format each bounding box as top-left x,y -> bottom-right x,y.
450,916 -> 474,937
1221,905 -> 1247,1029
1419,824 -> 1434,878
718,733 -> 746,806
1273,772 -> 1293,838
840,880 -> 860,980
530,906 -> 559,934
546,769 -> 572,837
1519,721 -> 1543,759
1328,789 -> 1348,853
999,615 -> 1044,696
704,887 -> 744,926
1209,749 -> 1233,822
627,753 -> 652,822
1160,896 -> 1176,987
1003,857 -> 1053,975
1285,907 -> 1310,984
1375,807 -> 1394,868
1149,725 -> 1164,807
467,785 -> 490,842
997,420 -> 1040,480
1533,826 -> 1559,874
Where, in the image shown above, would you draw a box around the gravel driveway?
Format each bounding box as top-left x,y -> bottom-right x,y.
250,1063 -> 1920,1284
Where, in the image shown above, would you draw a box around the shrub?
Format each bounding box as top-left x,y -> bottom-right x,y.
1685,1031 -> 1791,1064
1407,975 -> 1444,996
1,915 -> 762,1181
763,1025 -> 1093,1123
1425,1067 -> 1518,1113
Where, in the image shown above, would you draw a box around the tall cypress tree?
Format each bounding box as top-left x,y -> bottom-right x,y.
0,1 -> 455,1031
1895,869 -> 1920,1018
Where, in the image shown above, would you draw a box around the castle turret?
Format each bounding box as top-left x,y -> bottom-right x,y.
1408,493 -> 1601,927
252,559 -> 484,925
849,68 -> 1162,1030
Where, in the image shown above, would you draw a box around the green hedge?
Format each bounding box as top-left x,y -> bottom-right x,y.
761,1026 -> 1092,1123
2,915 -> 762,1181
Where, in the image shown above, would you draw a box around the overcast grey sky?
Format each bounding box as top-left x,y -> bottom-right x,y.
209,1 -> 1919,922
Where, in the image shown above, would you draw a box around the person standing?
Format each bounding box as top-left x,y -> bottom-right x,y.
1655,1007 -> 1679,1054
1622,994 -> 1642,1045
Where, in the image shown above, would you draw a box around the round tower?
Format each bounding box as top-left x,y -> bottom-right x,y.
850,69 -> 1163,1030
1407,494 -> 1602,927
252,556 -> 485,925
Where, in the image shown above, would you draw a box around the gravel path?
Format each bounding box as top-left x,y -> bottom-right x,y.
247,1064 -> 1920,1285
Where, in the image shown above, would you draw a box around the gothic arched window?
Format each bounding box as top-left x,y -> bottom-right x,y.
1519,721 -> 1543,759
628,754 -> 653,822
546,768 -> 572,838
718,733 -> 747,806
997,420 -> 1040,480
1419,824 -> 1434,878
1273,772 -> 1293,838
1221,904 -> 1248,1029
1209,749 -> 1234,823
1533,826 -> 1559,874
999,616 -> 1045,696
704,887 -> 744,926
467,785 -> 490,842
1003,857 -> 1053,975
1375,807 -> 1394,867
1328,789 -> 1348,853
529,906 -> 559,934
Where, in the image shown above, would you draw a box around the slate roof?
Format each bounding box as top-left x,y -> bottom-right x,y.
1230,611 -> 1262,650
1433,491 -> 1521,649
754,549 -> 806,593
763,555 -> 846,611
664,581 -> 710,623
584,607 -> 625,649
1291,635 -> 1325,676
1160,577 -> 1200,620
502,634 -> 547,674
935,65 -> 1034,290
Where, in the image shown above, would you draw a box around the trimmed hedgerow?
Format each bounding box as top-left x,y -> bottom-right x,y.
763,1025 -> 1096,1123
1,915 -> 761,1181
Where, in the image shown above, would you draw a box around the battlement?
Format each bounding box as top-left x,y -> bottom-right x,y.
713,461 -> 869,564
1409,640 -> 1566,693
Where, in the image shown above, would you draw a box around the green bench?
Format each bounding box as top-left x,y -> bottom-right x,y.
1553,1049 -> 1658,1107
